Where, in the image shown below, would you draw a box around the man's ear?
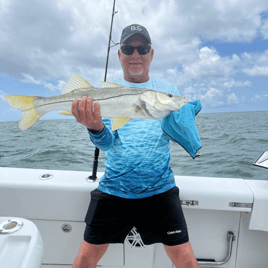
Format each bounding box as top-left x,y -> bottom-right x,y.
118,49 -> 121,60
150,48 -> 154,62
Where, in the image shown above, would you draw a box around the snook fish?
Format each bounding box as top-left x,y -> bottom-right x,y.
5,72 -> 188,131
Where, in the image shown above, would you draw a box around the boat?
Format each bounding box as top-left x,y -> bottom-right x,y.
1,159 -> 268,267
1,0 -> 268,267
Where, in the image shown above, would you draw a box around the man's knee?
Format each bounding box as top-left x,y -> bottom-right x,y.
73,255 -> 96,268
164,241 -> 199,267
73,240 -> 109,267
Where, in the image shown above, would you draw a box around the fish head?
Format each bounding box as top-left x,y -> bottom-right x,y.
140,91 -> 188,119
155,92 -> 188,111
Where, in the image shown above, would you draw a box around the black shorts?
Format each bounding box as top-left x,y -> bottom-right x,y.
84,186 -> 189,246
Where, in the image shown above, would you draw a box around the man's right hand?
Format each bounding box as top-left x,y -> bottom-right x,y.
72,96 -> 104,131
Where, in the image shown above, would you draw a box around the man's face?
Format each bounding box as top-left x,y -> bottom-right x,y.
118,34 -> 154,83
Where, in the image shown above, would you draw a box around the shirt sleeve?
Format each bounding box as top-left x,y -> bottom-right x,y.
87,118 -> 116,151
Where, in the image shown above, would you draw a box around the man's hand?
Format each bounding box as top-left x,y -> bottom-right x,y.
72,96 -> 104,131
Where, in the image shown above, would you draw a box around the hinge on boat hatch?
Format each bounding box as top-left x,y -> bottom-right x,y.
180,200 -> 199,206
229,202 -> 253,208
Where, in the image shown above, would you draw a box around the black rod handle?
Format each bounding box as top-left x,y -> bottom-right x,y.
90,147 -> 99,181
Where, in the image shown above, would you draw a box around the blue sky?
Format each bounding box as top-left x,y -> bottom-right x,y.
1,0 -> 268,123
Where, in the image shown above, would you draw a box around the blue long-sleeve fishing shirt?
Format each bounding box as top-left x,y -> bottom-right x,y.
88,77 -> 199,199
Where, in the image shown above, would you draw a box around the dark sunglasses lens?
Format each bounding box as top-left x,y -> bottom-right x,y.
121,46 -> 151,55
121,46 -> 134,55
137,46 -> 151,55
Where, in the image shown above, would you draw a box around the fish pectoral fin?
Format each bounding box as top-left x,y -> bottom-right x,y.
62,72 -> 93,94
101,82 -> 124,88
59,111 -> 73,116
112,117 -> 131,130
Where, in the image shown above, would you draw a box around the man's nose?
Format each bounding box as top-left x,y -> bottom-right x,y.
131,48 -> 141,58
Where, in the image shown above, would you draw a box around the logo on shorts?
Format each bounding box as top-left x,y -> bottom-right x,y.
167,230 -> 182,235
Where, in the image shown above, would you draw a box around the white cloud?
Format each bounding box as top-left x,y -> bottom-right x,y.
242,50 -> 268,76
0,90 -> 6,101
21,74 -> 66,91
227,93 -> 239,105
161,46 -> 251,107
21,74 -> 42,85
45,80 -> 66,91
201,88 -> 225,107
203,88 -> 222,99
182,47 -> 241,79
251,95 -> 261,102
243,66 -> 268,76
222,79 -> 252,88
251,94 -> 268,102
137,0 -> 268,44
260,17 -> 268,39
189,87 -> 225,108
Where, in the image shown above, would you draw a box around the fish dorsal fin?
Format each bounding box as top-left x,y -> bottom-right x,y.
101,82 -> 124,88
62,72 -> 93,94
112,116 -> 131,130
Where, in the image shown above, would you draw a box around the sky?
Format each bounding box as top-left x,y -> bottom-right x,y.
0,0 -> 268,122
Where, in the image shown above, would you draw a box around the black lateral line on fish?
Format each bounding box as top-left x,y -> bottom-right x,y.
22,93 -> 144,112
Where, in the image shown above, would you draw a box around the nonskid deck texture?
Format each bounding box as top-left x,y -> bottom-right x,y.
0,167 -> 268,267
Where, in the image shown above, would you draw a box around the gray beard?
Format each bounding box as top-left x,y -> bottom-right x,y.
128,70 -> 143,76
120,60 -> 144,77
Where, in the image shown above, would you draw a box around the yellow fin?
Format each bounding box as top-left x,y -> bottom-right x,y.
5,95 -> 42,131
112,117 -> 131,130
5,95 -> 38,110
62,72 -> 93,93
101,82 -> 124,88
59,111 -> 73,116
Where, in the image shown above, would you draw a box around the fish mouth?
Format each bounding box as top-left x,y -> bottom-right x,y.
175,99 -> 188,110
168,100 -> 185,111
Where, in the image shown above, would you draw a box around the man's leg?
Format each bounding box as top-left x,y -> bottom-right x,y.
72,240 -> 109,268
164,241 -> 200,268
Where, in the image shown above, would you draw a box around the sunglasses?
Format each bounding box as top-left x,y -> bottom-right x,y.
121,45 -> 151,55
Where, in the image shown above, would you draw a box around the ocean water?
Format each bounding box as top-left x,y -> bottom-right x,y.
0,111 -> 267,181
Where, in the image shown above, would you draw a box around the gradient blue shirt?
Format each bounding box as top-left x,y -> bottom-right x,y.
88,77 -> 179,199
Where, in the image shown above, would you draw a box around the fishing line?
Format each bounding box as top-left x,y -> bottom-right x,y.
112,0 -> 120,81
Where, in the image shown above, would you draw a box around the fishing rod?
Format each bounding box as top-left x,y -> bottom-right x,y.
89,0 -> 119,181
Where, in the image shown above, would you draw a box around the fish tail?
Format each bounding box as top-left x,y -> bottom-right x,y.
5,95 -> 43,131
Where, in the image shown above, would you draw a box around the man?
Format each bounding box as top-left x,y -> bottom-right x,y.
72,24 -> 200,268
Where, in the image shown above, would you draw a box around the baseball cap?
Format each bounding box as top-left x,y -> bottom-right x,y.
120,24 -> 151,45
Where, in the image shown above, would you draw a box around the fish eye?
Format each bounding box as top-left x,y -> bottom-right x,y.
167,94 -> 173,97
